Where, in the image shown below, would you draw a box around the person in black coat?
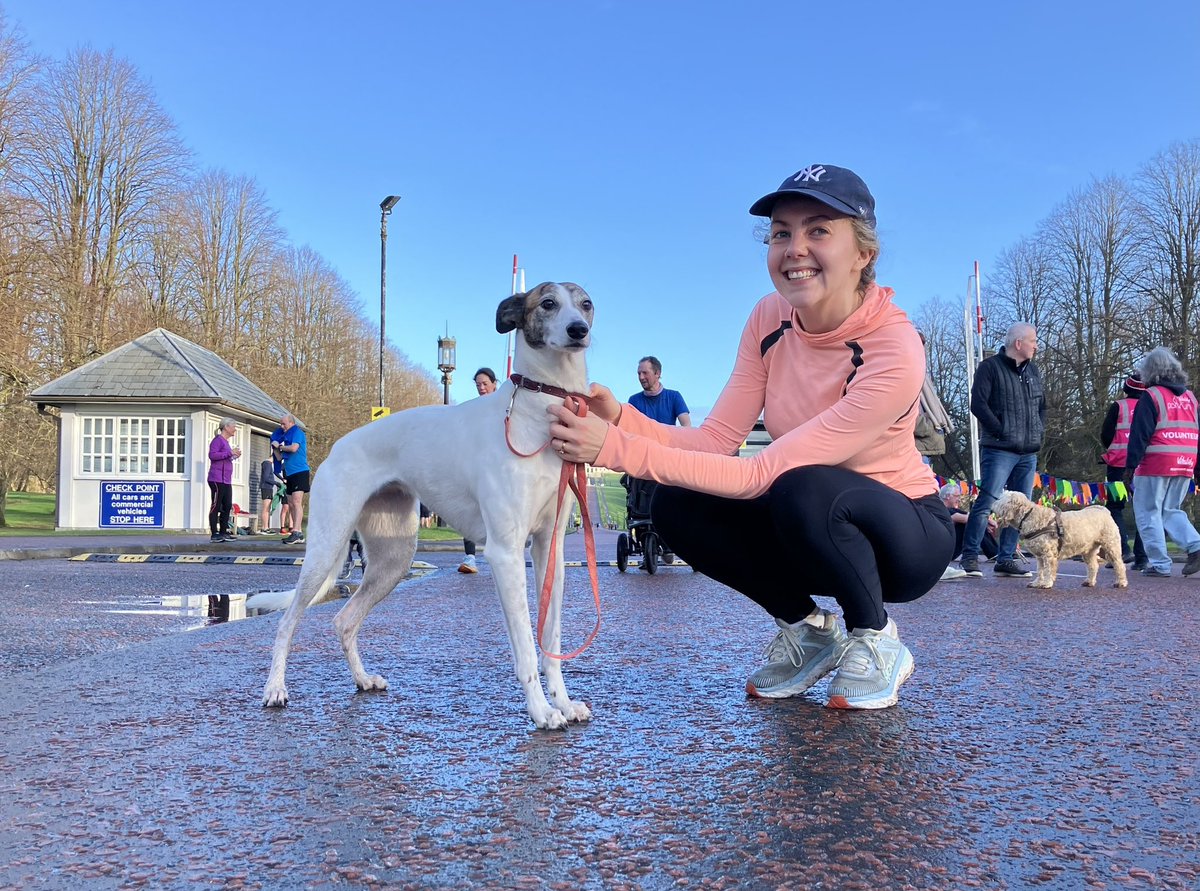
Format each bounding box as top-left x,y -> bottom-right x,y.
958,322 -> 1045,578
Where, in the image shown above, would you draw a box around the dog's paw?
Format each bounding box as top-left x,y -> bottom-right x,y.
561,699 -> 592,723
355,674 -> 389,693
263,683 -> 289,708
1081,580 -> 1096,588
1028,582 -> 1053,589
529,704 -> 569,731
1113,580 -> 1129,589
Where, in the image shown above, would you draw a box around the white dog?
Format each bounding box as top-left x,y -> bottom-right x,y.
262,282 -> 595,729
990,490 -> 1129,590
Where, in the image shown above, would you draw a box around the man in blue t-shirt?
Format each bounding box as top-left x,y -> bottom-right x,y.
271,413 -> 310,545
629,356 -> 690,426
626,356 -> 688,570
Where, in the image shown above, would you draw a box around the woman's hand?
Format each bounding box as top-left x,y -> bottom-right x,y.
585,383 -> 622,424
547,397 -> 611,465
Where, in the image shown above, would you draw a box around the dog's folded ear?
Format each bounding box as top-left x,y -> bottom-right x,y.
496,294 -> 526,334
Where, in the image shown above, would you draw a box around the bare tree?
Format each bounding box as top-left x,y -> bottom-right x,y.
0,13 -> 55,523
125,190 -> 192,334
179,169 -> 282,354
1133,140 -> 1200,376
1033,178 -> 1142,476
19,47 -> 188,370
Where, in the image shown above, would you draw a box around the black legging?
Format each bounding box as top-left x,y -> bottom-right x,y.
650,465 -> 955,632
208,481 -> 233,536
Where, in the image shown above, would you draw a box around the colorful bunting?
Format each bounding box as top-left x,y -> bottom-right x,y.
934,473 -> 1196,506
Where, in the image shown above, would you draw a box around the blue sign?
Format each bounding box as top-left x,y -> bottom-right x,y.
100,480 -> 165,528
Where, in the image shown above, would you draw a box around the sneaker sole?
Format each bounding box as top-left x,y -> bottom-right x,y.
825,649 -> 914,711
745,650 -> 842,700
458,565 -> 479,574
994,571 -> 1033,578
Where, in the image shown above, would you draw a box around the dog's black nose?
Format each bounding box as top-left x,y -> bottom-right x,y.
567,321 -> 589,341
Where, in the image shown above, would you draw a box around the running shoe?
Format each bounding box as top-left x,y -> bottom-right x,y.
746,610 -> 846,699
826,621 -> 913,710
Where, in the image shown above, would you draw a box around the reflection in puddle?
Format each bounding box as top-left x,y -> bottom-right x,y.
85,593 -> 282,627
75,561 -> 438,627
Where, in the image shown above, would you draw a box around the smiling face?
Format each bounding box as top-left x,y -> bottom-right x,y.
766,197 -> 874,334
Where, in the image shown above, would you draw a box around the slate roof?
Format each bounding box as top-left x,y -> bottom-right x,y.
28,329 -> 296,426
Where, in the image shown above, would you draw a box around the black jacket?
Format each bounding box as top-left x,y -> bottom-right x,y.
970,346 -> 1046,455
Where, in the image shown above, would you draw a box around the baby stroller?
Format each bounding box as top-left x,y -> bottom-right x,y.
616,474 -> 673,574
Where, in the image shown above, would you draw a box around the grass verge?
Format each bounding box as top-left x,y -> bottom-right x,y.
1,491 -> 465,541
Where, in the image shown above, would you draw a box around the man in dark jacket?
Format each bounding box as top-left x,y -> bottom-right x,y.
960,322 -> 1045,578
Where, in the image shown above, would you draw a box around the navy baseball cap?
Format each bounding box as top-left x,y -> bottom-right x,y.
749,164 -> 876,228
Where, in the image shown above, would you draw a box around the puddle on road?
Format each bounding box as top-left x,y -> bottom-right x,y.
73,561 -> 437,627
76,592 -> 298,627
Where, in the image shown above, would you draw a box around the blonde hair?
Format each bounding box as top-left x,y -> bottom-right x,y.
849,217 -> 879,293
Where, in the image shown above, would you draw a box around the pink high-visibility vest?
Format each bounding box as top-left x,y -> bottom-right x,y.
1136,386 -> 1199,477
1101,398 -> 1137,468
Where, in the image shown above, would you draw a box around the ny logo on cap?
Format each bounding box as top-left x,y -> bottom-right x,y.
793,165 -> 827,183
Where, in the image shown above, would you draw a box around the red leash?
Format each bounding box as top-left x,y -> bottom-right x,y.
503,376 -> 602,660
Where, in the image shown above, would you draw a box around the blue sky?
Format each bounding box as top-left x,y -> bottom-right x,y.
8,1 -> 1199,412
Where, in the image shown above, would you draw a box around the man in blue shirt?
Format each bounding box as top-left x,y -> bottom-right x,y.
629,356 -> 690,426
272,413 -> 310,544
626,357 -> 689,570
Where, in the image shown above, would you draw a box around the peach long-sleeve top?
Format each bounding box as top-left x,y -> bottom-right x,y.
593,283 -> 938,500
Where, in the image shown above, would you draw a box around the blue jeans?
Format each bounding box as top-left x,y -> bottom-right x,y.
1132,475 -> 1200,573
961,448 -> 1037,563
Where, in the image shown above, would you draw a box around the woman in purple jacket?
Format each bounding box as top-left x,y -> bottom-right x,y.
208,418 -> 242,542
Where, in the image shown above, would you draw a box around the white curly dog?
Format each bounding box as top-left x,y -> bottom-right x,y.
262,282 -> 596,729
991,490 -> 1129,590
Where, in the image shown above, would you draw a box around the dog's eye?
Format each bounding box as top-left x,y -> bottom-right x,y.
580,300 -> 593,312
540,298 -> 557,310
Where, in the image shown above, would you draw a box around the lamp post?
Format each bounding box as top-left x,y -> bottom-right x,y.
437,334 -> 457,405
379,195 -> 401,409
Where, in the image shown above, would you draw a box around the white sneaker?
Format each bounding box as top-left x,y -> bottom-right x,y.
826,620 -> 914,710
940,564 -> 968,581
458,555 -> 478,574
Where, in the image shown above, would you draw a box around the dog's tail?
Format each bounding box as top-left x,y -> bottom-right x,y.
247,588 -> 297,612
249,586 -> 348,612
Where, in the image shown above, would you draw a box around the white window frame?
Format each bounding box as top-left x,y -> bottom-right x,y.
154,418 -> 188,474
79,415 -> 189,477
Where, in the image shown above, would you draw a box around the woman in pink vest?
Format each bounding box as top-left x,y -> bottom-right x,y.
1100,374 -> 1148,569
1123,347 -> 1200,577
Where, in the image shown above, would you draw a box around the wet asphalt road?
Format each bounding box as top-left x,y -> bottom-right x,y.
0,550 -> 1196,890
